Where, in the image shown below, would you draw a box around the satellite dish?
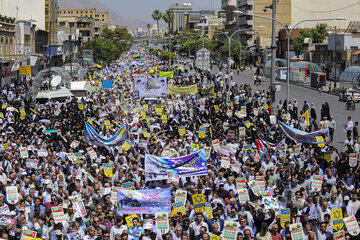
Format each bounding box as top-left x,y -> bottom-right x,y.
51,76 -> 62,87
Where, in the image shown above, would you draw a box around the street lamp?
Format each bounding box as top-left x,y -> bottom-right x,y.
234,10 -> 345,108
205,27 -> 263,68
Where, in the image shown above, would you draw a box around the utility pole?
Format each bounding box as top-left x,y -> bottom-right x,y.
70,23 -> 73,77
270,0 -> 277,106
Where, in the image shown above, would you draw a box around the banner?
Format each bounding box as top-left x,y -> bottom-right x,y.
145,150 -> 207,181
167,84 -> 198,95
117,189 -> 171,214
277,121 -> 330,144
223,221 -> 239,240
134,78 -> 167,97
84,122 -> 128,147
200,86 -> 215,95
159,71 -> 174,78
155,213 -> 169,234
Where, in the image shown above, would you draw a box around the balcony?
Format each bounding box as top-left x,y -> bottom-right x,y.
222,0 -> 237,10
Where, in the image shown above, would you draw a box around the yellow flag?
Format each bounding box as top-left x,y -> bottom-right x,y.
301,110 -> 310,126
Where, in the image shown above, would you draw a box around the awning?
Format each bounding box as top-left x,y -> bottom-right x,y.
352,49 -> 360,55
36,87 -> 74,99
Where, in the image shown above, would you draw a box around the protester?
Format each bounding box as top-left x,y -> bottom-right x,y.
0,47 -> 357,240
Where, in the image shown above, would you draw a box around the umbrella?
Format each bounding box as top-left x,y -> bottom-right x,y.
177,66 -> 184,70
88,64 -> 102,69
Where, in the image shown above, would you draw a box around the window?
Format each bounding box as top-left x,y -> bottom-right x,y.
102,19 -> 104,22
102,15 -> 104,17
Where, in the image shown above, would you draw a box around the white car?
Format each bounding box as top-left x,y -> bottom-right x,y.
339,88 -> 360,102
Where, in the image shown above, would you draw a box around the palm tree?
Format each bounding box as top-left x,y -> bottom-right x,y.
163,10 -> 174,33
147,24 -> 151,36
152,10 -> 162,35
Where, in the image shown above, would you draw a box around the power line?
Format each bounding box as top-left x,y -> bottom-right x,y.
292,1 -> 360,13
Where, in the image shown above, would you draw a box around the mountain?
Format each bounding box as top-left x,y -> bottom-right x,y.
58,0 -> 147,30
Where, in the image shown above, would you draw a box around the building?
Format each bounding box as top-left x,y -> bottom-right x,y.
57,8 -> 109,25
45,0 -> 58,45
221,0 -> 237,34
197,13 -> 225,39
236,0 -> 291,48
0,0 -> 46,30
0,15 -> 16,60
290,1 -> 359,29
170,3 -> 192,32
15,20 -> 36,57
57,8 -> 109,42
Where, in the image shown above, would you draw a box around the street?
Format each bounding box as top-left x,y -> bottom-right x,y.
203,65 -> 360,150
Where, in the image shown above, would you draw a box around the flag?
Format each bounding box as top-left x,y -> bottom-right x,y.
257,139 -> 267,156
132,69 -> 140,75
300,110 -> 310,127
275,138 -> 286,151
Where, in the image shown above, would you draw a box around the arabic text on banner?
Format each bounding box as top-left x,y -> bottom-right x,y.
145,150 -> 208,181
167,84 -> 198,95
117,189 -> 171,214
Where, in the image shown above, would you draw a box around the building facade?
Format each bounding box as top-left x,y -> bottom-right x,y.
221,0 -> 237,34
0,15 -> 16,60
57,8 -> 109,25
236,0 -> 291,48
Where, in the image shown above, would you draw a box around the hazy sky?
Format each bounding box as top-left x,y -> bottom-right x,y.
101,0 -> 221,23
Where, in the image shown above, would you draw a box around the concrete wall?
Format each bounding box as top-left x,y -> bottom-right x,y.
291,0 -> 358,29
0,0 -> 45,30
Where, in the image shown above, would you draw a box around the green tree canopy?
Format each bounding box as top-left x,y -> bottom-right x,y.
292,24 -> 328,57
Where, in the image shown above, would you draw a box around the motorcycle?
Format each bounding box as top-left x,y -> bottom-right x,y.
346,100 -> 355,111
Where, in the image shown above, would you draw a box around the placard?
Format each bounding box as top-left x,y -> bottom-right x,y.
172,202 -> 186,215
311,175 -> 323,192
237,188 -> 249,203
223,221 -> 239,240
221,157 -> 230,168
19,147 -> 28,158
212,140 -> 220,151
236,177 -> 247,189
334,230 -> 345,240
6,186 -> 18,204
86,147 -> 97,160
155,213 -> 169,234
290,223 -> 304,240
239,127 -> 245,137
103,163 -> 113,177
280,208 -> 291,228
255,176 -> 265,192
249,180 -> 261,197
332,208 -> 344,231
52,206 -> 66,224
125,214 -> 138,228
192,194 -> 206,212
26,159 -> 38,169
20,229 -> 37,240
175,190 -> 187,205
349,153 -> 358,167
343,215 -> 360,236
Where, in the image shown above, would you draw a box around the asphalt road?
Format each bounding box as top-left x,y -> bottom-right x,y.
203,65 -> 360,150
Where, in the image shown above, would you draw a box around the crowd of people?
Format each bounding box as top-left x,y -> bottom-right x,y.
0,47 -> 357,240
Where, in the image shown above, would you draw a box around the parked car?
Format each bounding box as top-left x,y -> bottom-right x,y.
339,88 -> 360,102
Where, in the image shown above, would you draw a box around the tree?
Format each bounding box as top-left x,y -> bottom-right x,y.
152,10 -> 162,35
147,24 -> 151,36
291,24 -> 328,57
162,10 -> 174,33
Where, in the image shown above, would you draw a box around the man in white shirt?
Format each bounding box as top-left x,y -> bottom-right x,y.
347,116 -> 354,137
